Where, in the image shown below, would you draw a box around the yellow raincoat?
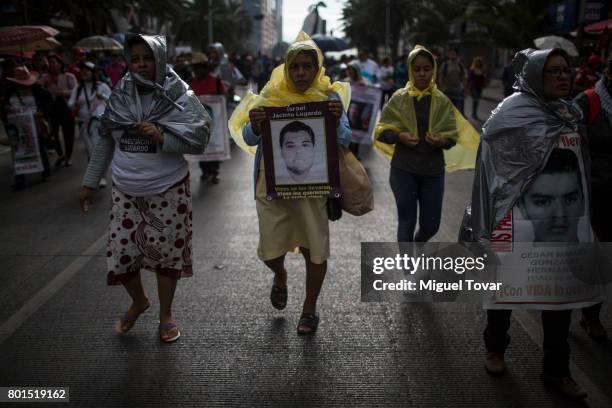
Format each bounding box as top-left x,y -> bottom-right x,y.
228,32 -> 351,155
373,45 -> 480,172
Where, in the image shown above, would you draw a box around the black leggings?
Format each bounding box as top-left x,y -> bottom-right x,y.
50,110 -> 75,160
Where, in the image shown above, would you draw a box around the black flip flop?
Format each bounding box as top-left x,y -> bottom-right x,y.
270,285 -> 287,310
297,313 -> 319,335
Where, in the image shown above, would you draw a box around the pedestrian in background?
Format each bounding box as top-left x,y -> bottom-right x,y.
3,66 -> 53,190
379,57 -> 396,107
468,48 -> 590,399
573,54 -> 612,343
375,45 -> 476,243
574,54 -> 602,95
393,54 -> 408,89
468,56 -> 487,120
189,52 -> 226,184
356,49 -> 379,84
79,34 -> 210,343
40,53 -> 77,167
105,53 -> 127,88
68,61 -> 111,187
228,32 -> 352,335
438,48 -> 467,113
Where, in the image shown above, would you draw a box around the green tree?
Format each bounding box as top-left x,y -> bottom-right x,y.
176,0 -> 253,53
467,0 -> 562,50
407,0 -> 472,48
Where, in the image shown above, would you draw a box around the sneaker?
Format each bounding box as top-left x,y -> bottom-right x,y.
541,374 -> 587,399
63,159 -> 72,167
484,352 -> 506,376
99,178 -> 107,188
54,156 -> 65,167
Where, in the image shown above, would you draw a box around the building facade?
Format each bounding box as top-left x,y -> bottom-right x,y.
241,0 -> 283,55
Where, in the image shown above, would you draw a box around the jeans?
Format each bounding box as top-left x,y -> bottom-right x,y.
445,90 -> 465,114
484,309 -> 571,377
389,166 -> 444,242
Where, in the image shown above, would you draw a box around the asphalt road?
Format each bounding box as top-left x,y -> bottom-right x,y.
0,97 -> 610,407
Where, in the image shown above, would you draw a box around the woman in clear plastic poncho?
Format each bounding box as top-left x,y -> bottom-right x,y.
374,45 -> 479,243
228,32 -> 352,335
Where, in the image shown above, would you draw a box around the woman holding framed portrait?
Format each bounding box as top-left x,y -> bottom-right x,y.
228,32 -> 352,335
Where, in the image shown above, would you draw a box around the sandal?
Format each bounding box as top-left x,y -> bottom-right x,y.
579,317 -> 608,342
159,322 -> 181,343
297,313 -> 319,335
270,285 -> 288,310
115,301 -> 150,334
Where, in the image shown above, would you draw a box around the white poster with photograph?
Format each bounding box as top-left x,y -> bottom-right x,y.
485,132 -> 606,309
348,84 -> 382,145
261,102 -> 341,200
185,95 -> 230,162
6,112 -> 44,175
270,118 -> 329,186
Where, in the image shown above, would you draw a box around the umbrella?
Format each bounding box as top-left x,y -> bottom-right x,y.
584,19 -> 612,35
0,26 -> 59,47
533,35 -> 578,57
0,37 -> 61,53
311,34 -> 350,52
74,36 -> 123,51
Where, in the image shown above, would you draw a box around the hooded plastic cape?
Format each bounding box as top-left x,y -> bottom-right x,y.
228,32 -> 351,155
465,48 -> 586,244
373,45 -> 480,172
100,33 -> 210,152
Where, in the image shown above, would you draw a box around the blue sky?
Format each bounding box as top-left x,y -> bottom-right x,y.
282,0 -> 345,42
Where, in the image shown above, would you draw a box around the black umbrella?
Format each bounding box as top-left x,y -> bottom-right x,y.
311,34 -> 349,52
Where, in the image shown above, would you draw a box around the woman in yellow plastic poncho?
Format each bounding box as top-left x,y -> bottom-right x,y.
228,32 -> 352,335
374,45 -> 479,243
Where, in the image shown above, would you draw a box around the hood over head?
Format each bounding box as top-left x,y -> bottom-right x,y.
405,45 -> 438,100
513,47 -> 571,99
125,33 -> 167,87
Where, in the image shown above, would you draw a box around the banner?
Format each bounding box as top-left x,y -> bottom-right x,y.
348,84 -> 382,145
260,102 -> 340,200
486,132 -> 606,309
6,112 -> 44,175
185,95 -> 230,162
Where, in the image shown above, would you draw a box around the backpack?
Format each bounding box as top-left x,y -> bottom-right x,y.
584,89 -> 600,126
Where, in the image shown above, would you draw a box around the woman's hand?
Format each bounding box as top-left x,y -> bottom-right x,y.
136,122 -> 164,144
79,186 -> 94,213
425,132 -> 446,148
328,100 -> 342,125
248,108 -> 266,135
398,131 -> 419,146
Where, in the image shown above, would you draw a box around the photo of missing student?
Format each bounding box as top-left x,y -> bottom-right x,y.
185,95 -> 231,162
513,148 -> 589,243
261,102 -> 340,200
348,84 -> 382,145
272,119 -> 328,185
487,143 -> 602,310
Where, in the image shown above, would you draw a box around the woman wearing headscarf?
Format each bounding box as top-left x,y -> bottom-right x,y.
466,48 -> 595,399
374,45 -> 479,243
79,34 -> 210,343
573,54 -> 612,343
228,32 -> 352,335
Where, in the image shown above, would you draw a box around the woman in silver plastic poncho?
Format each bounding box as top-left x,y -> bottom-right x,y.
79,34 -> 210,343
465,48 -> 593,399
